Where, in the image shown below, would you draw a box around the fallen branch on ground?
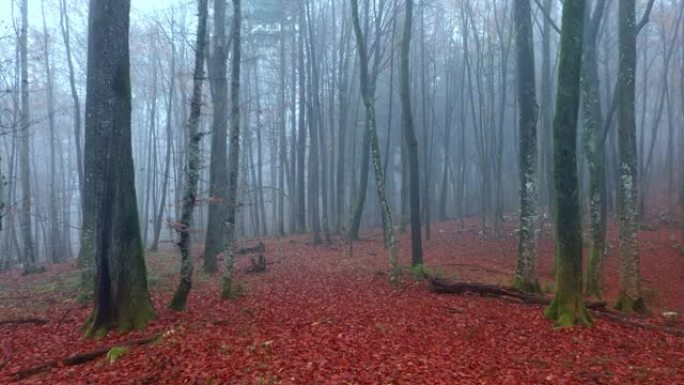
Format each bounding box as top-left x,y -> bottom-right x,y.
13,333 -> 161,380
429,276 -> 684,337
0,317 -> 49,325
595,311 -> 684,337
427,276 -> 607,310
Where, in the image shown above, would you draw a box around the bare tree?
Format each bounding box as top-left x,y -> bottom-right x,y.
169,0 -> 208,311
221,0 -> 242,299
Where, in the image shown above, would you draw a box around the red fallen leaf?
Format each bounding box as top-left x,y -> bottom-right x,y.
1,220 -> 684,384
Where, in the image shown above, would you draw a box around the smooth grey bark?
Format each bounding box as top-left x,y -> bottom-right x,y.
614,0 -> 645,313
581,0 -> 608,299
304,0 -> 321,245
84,0 -> 154,335
348,0 -> 385,242
512,0 -> 540,293
350,0 -> 398,284
151,41 -> 175,252
169,0 -> 206,312
203,0 -> 229,273
277,20 -> 287,236
19,0 -> 36,271
221,0 -> 241,299
544,0 -> 591,327
41,0 -> 63,263
401,0 -> 422,266
295,12 -> 307,234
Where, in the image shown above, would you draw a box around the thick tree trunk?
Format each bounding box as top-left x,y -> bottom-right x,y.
221,0 -> 242,299
401,0 -> 423,266
544,0 -> 591,327
84,0 -> 154,335
169,0 -> 207,312
512,0 -> 540,293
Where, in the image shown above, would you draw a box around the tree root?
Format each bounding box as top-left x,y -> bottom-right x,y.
13,333 -> 161,380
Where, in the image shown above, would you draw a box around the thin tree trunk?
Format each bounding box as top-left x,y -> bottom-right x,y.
350,0 -> 398,284
221,0 -> 242,299
169,0 -> 208,311
151,40 -> 176,252
401,0 -> 422,266
19,0 -> 36,271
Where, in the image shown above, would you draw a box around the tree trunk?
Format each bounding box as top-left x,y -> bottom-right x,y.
169,0 -> 207,311
581,0 -> 608,299
221,0 -> 242,299
151,38 -> 176,252
544,0 -> 591,327
614,0 -> 646,313
203,0 -> 230,273
350,0 -> 398,284
84,0 -> 155,335
41,0 -> 63,263
296,14 -> 307,234
512,0 -> 540,293
401,0 -> 422,266
19,0 -> 36,271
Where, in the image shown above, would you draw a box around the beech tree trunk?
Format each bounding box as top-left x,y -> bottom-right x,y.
169,0 -> 208,312
84,0 -> 154,335
203,0 -> 229,273
512,0 -> 540,293
221,0 -> 242,299
401,0 -> 423,266
19,0 -> 36,271
350,0 -> 398,284
544,0 -> 591,327
615,0 -> 646,313
581,0 -> 608,299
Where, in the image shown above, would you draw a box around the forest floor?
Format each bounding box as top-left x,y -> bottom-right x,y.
1,217 -> 684,384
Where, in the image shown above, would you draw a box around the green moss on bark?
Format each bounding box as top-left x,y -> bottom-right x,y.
511,277 -> 541,294
545,295 -> 592,327
614,291 -> 648,314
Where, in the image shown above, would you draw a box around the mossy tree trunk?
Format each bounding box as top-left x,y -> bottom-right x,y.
350,0 -> 399,284
222,0 -> 241,299
544,0 -> 591,327
202,0 -> 230,274
615,0 -> 646,313
84,0 -> 154,335
512,0 -> 540,294
169,0 -> 208,312
581,0 -> 608,299
401,0 -> 423,267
